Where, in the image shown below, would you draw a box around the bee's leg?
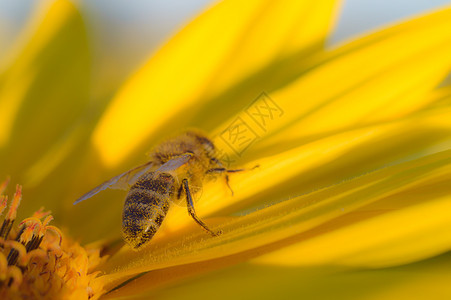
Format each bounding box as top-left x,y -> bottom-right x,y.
206,168 -> 246,173
206,166 -> 258,196
176,184 -> 184,199
224,174 -> 233,196
182,178 -> 222,236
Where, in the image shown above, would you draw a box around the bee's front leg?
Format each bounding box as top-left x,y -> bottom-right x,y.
182,178 -> 222,237
206,166 -> 257,196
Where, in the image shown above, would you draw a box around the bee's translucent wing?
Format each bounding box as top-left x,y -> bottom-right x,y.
155,153 -> 192,173
73,161 -> 155,205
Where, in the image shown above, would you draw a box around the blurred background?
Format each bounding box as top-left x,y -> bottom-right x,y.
1,0 -> 451,101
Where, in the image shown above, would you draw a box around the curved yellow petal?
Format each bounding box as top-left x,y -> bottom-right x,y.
426,85 -> 451,109
206,0 -> 340,97
23,124 -> 87,188
254,193 -> 451,268
92,0 -> 340,168
113,253 -> 451,299
0,0 -> 90,182
96,150 -> 451,290
161,105 -> 451,233
212,5 -> 451,154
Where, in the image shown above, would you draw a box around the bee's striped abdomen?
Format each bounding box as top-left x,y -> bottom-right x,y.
122,172 -> 176,249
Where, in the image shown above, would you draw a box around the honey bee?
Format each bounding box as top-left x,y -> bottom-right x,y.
74,131 -> 244,249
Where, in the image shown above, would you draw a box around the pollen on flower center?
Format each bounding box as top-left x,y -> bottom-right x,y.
0,178 -> 106,300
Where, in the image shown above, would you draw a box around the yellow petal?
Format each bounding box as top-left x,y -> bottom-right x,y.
92,0 -> 340,168
205,0 -> 340,97
115,253 -> 451,299
97,150 -> 451,290
254,194 -> 451,268
0,0 -> 90,181
23,124 -> 87,188
163,105 -> 451,233
212,5 -> 451,155
426,85 -> 451,109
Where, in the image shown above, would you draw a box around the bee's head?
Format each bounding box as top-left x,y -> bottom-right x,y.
199,137 -> 215,154
184,131 -> 214,152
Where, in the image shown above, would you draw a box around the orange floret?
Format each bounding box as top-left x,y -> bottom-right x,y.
0,178 -> 106,299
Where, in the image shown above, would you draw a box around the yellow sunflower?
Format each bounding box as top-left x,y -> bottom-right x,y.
1,0 -> 451,299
